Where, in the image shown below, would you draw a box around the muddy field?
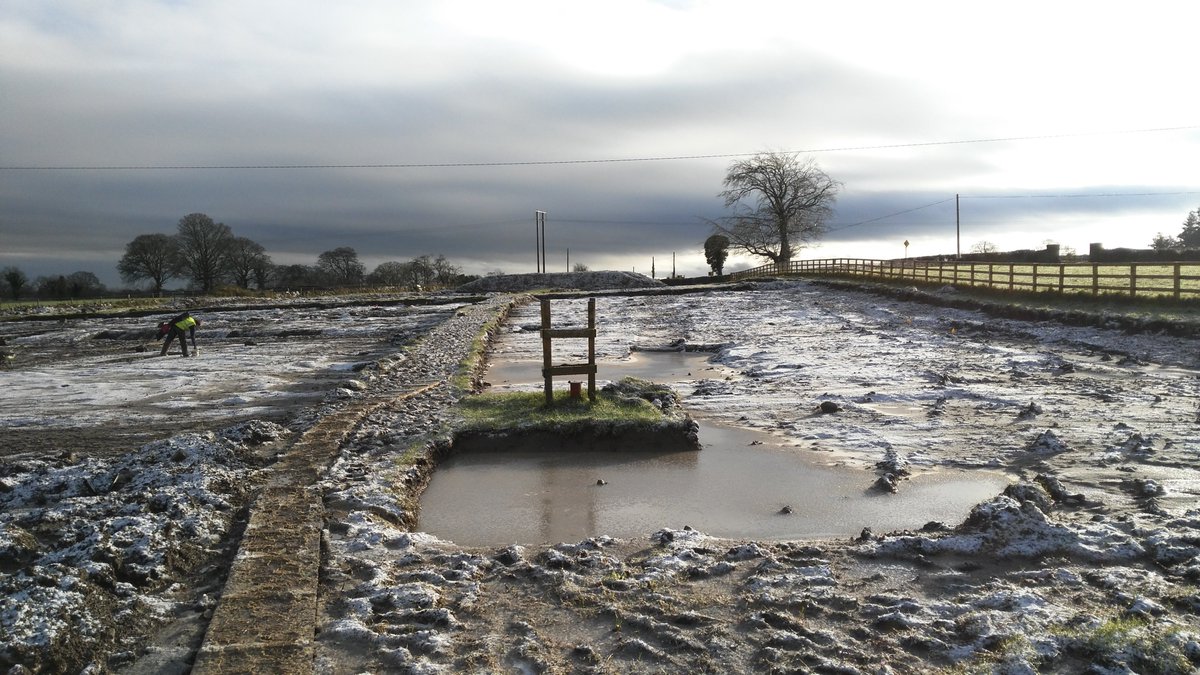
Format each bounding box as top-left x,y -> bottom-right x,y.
3,281 -> 1200,673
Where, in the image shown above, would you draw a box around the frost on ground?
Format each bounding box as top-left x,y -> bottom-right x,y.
0,420 -> 287,673
3,282 -> 1200,673
0,294 -> 468,672
316,282 -> 1200,674
0,299 -> 462,460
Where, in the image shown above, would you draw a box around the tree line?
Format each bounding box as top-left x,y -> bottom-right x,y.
117,213 -> 473,294
0,267 -> 105,302
1150,206 -> 1200,252
0,212 -> 475,301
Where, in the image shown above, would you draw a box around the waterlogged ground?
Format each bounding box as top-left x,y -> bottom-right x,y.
422,358 -> 1011,545
321,282 -> 1200,674
3,281 -> 1200,673
488,284 -> 1200,496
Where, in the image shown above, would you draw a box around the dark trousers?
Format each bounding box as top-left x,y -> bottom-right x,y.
160,326 -> 190,356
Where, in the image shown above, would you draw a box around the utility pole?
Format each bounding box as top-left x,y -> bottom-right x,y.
955,194 -> 960,260
534,210 -> 547,273
566,247 -> 570,272
672,252 -> 676,278
651,257 -> 655,279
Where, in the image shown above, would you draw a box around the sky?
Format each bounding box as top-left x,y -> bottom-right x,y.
3,0 -> 1199,288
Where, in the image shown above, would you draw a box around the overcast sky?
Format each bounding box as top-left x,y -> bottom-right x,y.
3,0 -> 1199,287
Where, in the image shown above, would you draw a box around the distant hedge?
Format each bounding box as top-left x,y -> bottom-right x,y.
1088,245 -> 1200,263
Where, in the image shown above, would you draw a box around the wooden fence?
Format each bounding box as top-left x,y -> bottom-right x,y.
728,259 -> 1200,300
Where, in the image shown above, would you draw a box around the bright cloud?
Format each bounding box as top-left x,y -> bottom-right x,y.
2,0 -> 1198,285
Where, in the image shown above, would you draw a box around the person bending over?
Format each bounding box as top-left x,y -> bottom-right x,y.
159,312 -> 201,357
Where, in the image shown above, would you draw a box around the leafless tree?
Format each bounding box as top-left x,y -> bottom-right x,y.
712,152 -> 839,268
431,255 -> 462,286
175,213 -> 234,293
118,233 -> 179,295
317,247 -> 366,286
969,241 -> 999,254
2,266 -> 29,301
403,255 -> 435,288
368,261 -> 408,286
226,237 -> 272,289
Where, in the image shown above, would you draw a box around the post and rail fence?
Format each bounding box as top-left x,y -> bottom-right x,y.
728,259 -> 1200,301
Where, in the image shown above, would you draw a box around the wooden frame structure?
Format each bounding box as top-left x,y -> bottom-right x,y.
540,297 -> 597,405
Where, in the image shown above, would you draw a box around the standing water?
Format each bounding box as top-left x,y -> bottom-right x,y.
420,335 -> 1011,546
419,376 -> 1009,545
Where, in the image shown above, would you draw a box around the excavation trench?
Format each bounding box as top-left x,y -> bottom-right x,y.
417,350 -> 1011,547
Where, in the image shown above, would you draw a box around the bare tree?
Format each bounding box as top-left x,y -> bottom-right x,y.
431,255 -> 462,287
175,213 -> 233,293
226,237 -> 272,289
368,261 -> 408,286
273,264 -> 319,289
2,266 -> 28,301
65,271 -> 104,298
969,241 -> 999,254
713,152 -> 839,268
403,255 -> 435,288
317,247 -> 366,286
118,233 -> 179,295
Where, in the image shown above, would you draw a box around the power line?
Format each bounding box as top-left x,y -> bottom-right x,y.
827,197 -> 956,232
824,189 -> 1200,233
962,190 -> 1200,199
2,125 -> 1196,171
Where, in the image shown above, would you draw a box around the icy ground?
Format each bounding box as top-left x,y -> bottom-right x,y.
0,300 -> 465,459
492,282 -> 1200,499
3,282 -> 1200,673
0,296 -> 468,672
320,282 -> 1200,673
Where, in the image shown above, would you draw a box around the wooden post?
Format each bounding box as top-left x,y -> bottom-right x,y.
1032,264 -> 1039,293
1058,264 -> 1065,294
1092,264 -> 1099,295
587,297 -> 596,400
541,299 -> 553,405
1174,263 -> 1182,301
1130,264 -> 1137,297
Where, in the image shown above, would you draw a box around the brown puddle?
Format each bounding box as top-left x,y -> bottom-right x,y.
417,419 -> 1010,547
418,350 -> 1011,546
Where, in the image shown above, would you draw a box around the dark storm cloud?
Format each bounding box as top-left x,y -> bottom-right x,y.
3,1 -> 1197,285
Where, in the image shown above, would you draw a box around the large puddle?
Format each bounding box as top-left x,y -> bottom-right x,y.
418,350 -> 1011,546
418,420 -> 1009,546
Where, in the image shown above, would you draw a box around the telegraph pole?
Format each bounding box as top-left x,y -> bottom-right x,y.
534,210 -> 547,273
955,194 -> 960,260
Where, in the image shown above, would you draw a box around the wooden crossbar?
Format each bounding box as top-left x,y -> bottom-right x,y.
540,297 -> 597,405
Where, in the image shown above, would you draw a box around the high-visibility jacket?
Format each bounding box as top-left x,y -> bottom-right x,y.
174,316 -> 197,331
